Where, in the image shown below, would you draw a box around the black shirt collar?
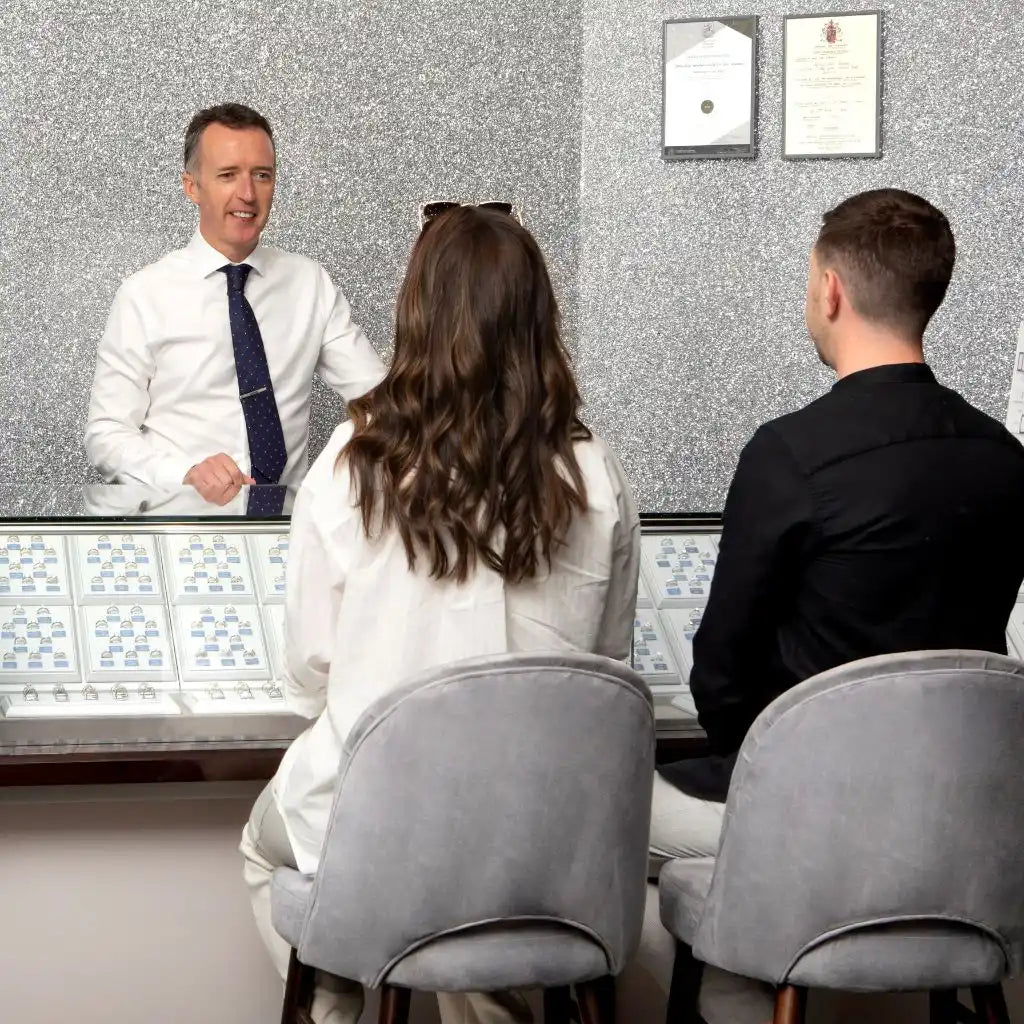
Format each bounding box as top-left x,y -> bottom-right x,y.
832,362 -> 935,392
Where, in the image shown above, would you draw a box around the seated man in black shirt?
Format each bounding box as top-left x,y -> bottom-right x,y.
650,188 -> 1024,1020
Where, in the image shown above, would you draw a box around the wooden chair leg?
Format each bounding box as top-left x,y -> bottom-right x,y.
544,985 -> 574,1024
575,974 -> 616,1024
281,948 -> 317,1024
972,985 -> 1011,1024
665,940 -> 704,1024
378,984 -> 412,1024
773,985 -> 808,1024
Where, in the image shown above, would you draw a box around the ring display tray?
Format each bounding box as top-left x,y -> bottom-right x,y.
0,604 -> 80,686
160,533 -> 256,603
77,603 -> 177,684
631,612 -> 684,691
1,687 -> 181,718
247,532 -> 289,604
70,533 -> 162,602
658,606 -> 705,685
181,682 -> 288,716
0,534 -> 72,604
640,534 -> 718,608
171,603 -> 271,684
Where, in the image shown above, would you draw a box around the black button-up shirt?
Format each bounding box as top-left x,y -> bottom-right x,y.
661,363 -> 1024,801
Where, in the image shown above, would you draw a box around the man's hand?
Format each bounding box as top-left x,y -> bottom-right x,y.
184,454 -> 256,506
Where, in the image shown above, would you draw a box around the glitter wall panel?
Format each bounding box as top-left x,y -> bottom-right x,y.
578,0 -> 1024,511
0,0 -> 582,482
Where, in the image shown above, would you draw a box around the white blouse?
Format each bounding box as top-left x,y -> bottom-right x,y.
272,421 -> 641,874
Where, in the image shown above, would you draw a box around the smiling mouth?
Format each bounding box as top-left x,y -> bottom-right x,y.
230,211 -> 256,220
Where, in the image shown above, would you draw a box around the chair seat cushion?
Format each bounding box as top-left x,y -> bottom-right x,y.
787,922 -> 1007,992
271,867 -> 609,992
271,867 -> 314,947
658,857 -> 716,946
386,921 -> 609,992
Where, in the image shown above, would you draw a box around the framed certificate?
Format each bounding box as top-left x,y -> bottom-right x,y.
782,11 -> 883,160
662,16 -> 758,160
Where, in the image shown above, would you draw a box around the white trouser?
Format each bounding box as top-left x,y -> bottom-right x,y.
239,783 -> 532,1024
648,773 -> 775,1024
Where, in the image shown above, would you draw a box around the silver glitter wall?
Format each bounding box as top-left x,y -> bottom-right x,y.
578,0 -> 1024,510
2,1 -> 1022,515
0,0 -> 582,484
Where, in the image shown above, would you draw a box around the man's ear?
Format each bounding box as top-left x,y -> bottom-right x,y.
823,268 -> 843,320
182,171 -> 199,207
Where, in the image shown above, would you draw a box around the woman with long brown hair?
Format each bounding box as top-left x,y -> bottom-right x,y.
240,206 -> 640,1024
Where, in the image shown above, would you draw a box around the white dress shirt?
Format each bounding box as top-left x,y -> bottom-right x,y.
85,231 -> 385,490
272,421 -> 641,874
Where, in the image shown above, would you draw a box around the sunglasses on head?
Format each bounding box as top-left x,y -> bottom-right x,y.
418,200 -> 524,230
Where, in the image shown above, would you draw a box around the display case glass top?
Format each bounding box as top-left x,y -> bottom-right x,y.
0,496 -> 723,779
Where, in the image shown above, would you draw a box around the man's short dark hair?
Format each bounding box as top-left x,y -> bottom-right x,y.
816,188 -> 956,339
183,103 -> 274,173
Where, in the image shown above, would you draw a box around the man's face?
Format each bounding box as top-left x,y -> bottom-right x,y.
804,246 -> 831,367
182,123 -> 275,261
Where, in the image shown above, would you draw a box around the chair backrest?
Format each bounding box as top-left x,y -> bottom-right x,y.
693,651 -> 1024,983
296,651 -> 656,986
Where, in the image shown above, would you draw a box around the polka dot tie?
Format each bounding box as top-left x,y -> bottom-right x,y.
220,263 -> 288,488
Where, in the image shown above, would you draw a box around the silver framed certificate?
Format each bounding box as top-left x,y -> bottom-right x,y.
662,16 -> 758,160
782,11 -> 883,160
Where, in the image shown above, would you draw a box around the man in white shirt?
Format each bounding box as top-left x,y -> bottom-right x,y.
85,103 -> 385,507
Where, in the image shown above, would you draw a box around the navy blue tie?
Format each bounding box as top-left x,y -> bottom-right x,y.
220,263 -> 288,487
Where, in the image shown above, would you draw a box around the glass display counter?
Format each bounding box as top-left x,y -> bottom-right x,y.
0,487 -> 719,783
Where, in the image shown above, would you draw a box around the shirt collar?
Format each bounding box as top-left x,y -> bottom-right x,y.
832,362 -> 936,392
186,229 -> 269,280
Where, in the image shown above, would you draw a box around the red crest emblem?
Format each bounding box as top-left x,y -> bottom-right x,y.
822,20 -> 841,44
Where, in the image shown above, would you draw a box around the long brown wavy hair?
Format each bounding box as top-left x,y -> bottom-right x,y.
339,206 -> 591,583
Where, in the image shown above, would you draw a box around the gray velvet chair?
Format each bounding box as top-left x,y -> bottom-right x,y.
270,651 -> 656,1024
658,650 -> 1024,1024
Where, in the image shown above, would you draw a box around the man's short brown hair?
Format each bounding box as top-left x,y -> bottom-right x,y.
183,103 -> 274,172
816,189 -> 956,339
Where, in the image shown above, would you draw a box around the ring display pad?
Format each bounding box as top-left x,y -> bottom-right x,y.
0,534 -> 72,604
160,533 -> 256,602
0,604 -> 80,687
631,612 -> 684,691
247,531 -> 290,604
174,602 -> 285,715
1,686 -> 182,718
70,533 -> 162,602
659,606 -> 703,683
640,534 -> 718,608
77,603 -> 177,685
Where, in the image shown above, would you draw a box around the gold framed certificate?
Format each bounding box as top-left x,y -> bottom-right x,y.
662,16 -> 758,160
782,11 -> 883,160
